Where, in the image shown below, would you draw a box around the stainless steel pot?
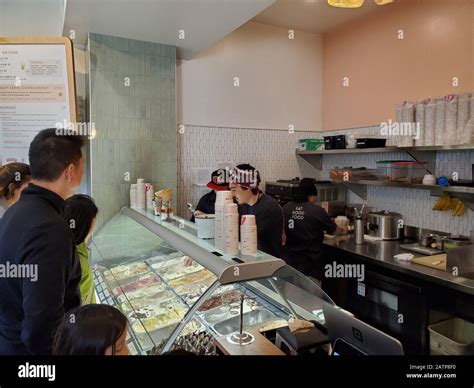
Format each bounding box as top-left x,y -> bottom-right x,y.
367,211 -> 403,240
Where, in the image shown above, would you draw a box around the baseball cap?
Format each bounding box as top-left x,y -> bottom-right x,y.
207,169 -> 229,191
229,164 -> 261,189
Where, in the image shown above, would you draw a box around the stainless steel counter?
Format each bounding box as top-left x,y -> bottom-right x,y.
323,235 -> 474,295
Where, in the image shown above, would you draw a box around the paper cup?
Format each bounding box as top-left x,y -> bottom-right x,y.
241,240 -> 257,256
224,203 -> 238,215
241,215 -> 256,226
216,190 -> 233,203
241,225 -> 257,255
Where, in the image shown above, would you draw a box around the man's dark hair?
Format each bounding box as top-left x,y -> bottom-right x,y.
28,128 -> 84,181
53,304 -> 128,355
294,178 -> 318,203
64,195 -> 99,245
235,163 -> 261,195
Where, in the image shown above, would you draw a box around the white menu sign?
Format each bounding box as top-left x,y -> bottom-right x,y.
0,44 -> 72,164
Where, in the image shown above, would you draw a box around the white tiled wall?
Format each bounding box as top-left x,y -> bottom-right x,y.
177,125 -> 318,217
178,124 -> 473,236
321,151 -> 474,236
319,126 -> 474,236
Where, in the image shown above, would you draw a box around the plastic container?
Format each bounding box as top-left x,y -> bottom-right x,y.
195,215 -> 215,239
376,161 -> 428,183
299,138 -> 324,151
329,167 -> 382,181
428,318 -> 474,355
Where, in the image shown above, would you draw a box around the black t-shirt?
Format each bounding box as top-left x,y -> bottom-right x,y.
190,191 -> 216,222
239,193 -> 284,259
283,201 -> 337,279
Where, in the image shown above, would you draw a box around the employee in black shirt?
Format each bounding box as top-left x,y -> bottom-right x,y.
229,164 -> 284,259
0,128 -> 84,355
283,178 -> 347,283
191,169 -> 229,222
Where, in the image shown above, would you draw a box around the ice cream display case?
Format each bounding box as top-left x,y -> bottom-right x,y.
90,207 -> 336,355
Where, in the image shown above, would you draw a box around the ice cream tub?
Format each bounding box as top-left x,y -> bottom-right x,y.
195,214 -> 215,239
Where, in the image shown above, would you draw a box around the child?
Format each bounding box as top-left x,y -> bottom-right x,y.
53,304 -> 129,355
64,195 -> 98,305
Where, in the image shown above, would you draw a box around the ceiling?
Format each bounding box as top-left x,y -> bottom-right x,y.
0,0 -> 66,36
63,0 -> 275,58
253,0 -> 383,34
0,0 -> 388,58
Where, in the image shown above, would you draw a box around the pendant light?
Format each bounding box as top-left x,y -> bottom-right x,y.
328,0 -> 393,7
327,0 -> 364,8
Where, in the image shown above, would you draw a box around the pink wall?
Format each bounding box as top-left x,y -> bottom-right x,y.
322,0 -> 474,131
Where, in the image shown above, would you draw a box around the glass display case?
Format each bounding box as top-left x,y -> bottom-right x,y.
91,207 -> 336,356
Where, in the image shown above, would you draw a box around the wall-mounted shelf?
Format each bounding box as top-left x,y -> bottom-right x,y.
297,144 -> 474,155
332,180 -> 474,210
297,144 -> 474,209
296,144 -> 474,171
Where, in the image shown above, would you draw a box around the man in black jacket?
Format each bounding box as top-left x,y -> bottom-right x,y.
0,128 -> 85,355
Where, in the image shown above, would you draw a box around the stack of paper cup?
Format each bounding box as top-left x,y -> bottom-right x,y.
145,183 -> 154,211
241,214 -> 257,256
136,179 -> 146,209
130,184 -> 138,208
223,203 -> 239,255
214,190 -> 233,250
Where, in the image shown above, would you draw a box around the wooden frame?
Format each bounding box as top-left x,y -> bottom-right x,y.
0,36 -> 77,123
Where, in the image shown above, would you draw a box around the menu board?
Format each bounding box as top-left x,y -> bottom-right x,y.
0,37 -> 76,164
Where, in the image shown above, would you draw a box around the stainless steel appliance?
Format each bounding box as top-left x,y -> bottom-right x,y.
346,270 -> 426,355
443,237 -> 472,250
265,178 -> 345,217
400,227 -> 471,256
367,211 -> 403,240
354,217 -> 365,245
399,243 -> 443,256
346,203 -> 373,224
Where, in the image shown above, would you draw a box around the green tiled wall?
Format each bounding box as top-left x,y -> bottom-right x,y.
88,33 -> 176,229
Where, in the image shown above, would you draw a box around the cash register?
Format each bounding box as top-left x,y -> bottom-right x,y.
323,306 -> 404,356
